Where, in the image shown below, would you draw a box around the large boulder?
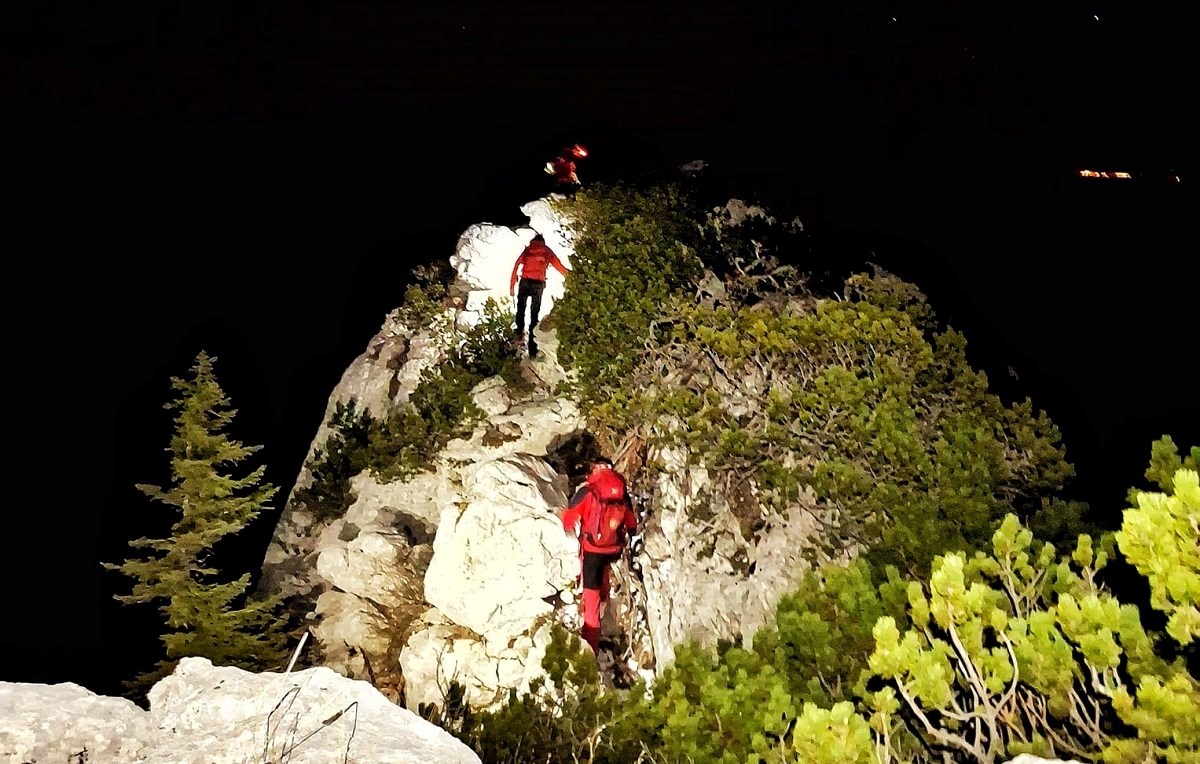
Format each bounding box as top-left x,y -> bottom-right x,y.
0,657 -> 480,764
0,680 -> 154,762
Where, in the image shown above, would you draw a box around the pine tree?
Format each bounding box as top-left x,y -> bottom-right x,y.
104,351 -> 292,695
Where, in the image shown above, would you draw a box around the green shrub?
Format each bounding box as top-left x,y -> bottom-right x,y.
296,299 -> 524,521
293,399 -> 373,523
396,261 -> 453,329
867,488 -> 1199,763
452,624 -> 654,764
626,260 -> 1078,577
752,559 -> 909,708
551,183 -> 1083,574
551,183 -> 705,434
367,299 -> 525,482
643,641 -> 801,763
1115,437 -> 1199,646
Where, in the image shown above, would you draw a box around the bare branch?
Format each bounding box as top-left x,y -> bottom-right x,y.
894,680 -> 985,762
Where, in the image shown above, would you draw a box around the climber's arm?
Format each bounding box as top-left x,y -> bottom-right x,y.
550,252 -> 570,279
510,252 -> 525,295
561,504 -> 582,534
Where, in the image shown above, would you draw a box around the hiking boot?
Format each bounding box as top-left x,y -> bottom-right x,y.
528,340 -> 539,359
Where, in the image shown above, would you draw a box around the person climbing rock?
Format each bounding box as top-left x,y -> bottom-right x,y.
544,143 -> 588,193
509,233 -> 569,359
560,456 -> 637,655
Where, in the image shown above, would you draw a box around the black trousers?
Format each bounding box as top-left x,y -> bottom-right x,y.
515,278 -> 546,335
581,550 -> 622,590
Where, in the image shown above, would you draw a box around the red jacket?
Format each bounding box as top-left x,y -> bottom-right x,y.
548,156 -> 579,185
510,238 -> 569,293
546,144 -> 587,186
561,470 -> 638,554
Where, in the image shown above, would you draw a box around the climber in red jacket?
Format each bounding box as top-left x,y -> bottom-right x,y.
509,233 -> 569,358
544,143 -> 588,192
560,457 -> 638,655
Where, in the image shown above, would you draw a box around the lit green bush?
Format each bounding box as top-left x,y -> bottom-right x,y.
1115,438 -> 1199,645
296,296 -> 523,522
629,258 -> 1079,577
751,559 -> 909,708
367,300 -> 525,482
450,624 -> 654,764
293,399 -> 372,523
866,450 -> 1199,763
551,183 -> 704,434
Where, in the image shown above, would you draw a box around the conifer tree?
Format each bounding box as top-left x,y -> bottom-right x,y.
104,351 -> 291,694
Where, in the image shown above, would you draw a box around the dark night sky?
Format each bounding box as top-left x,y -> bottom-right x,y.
5,2 -> 1195,695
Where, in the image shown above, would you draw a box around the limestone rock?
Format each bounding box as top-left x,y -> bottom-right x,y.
257,193 -> 836,712
423,455 -> 577,642
0,658 -> 480,764
0,680 -> 154,762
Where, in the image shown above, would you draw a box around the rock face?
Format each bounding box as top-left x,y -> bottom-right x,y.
259,197 -> 589,712
0,657 -> 481,764
0,681 -> 154,762
258,194 -> 828,712
638,445 -> 822,668
400,453 -> 579,712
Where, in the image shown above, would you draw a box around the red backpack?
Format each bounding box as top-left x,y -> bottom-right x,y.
580,470 -> 629,553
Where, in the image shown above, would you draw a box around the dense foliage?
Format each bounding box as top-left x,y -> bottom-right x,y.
432,625 -> 656,764
554,184 -> 1081,578
1114,438 -> 1199,646
863,496 -> 1197,763
551,183 -> 705,437
103,351 -> 292,696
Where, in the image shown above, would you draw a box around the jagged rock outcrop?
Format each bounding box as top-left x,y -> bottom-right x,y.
258,193 -> 829,712
0,657 -> 480,764
638,444 -> 823,667
259,197 -> 590,711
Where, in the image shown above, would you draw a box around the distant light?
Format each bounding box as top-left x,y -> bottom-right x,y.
1093,14 -> 1099,20
1078,169 -> 1133,179
892,17 -> 897,21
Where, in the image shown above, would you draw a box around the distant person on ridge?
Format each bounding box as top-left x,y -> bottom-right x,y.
509,233 -> 569,359
560,456 -> 637,656
545,143 -> 588,192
